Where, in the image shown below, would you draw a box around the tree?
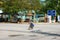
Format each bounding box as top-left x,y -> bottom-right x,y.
0,0 -> 41,14
56,0 -> 60,15
41,0 -> 60,15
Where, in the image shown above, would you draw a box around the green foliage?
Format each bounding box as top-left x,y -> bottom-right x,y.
0,0 -> 60,15
0,0 -> 41,14
41,0 -> 60,15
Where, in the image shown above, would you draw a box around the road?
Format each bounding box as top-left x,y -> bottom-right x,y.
0,23 -> 60,40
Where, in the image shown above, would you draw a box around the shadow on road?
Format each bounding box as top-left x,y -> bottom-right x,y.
0,29 -> 60,37
31,30 -> 60,37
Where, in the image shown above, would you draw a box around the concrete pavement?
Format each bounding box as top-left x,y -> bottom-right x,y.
0,23 -> 60,40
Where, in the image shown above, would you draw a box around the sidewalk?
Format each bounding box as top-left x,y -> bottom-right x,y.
0,22 -> 60,24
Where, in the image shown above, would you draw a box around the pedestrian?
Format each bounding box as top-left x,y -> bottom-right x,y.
28,22 -> 34,30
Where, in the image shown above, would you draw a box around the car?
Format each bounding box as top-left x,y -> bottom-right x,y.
10,17 -> 18,23
24,18 -> 30,22
39,17 -> 45,22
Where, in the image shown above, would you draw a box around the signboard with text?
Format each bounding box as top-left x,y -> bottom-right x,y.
47,10 -> 56,16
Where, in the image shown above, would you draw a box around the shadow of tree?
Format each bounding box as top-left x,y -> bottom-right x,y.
31,30 -> 60,37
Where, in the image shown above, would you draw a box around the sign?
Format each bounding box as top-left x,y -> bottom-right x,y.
47,10 -> 56,16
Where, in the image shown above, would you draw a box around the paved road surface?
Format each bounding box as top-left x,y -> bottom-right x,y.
0,23 -> 60,40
